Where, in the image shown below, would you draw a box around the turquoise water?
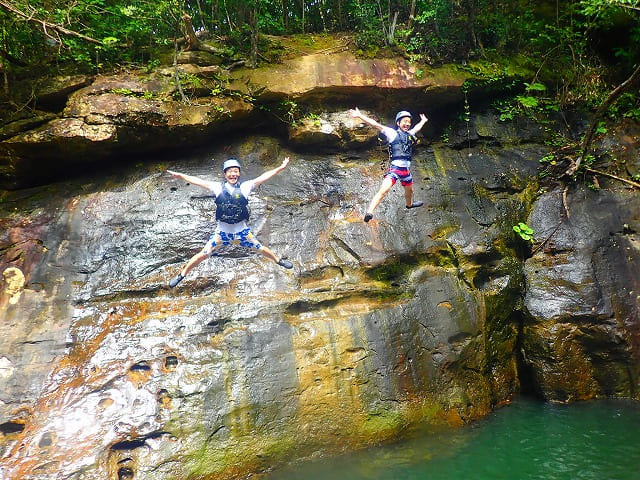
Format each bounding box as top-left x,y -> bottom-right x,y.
266,398 -> 640,480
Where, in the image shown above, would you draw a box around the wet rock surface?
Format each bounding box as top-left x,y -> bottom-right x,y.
0,70 -> 639,480
523,166 -> 640,400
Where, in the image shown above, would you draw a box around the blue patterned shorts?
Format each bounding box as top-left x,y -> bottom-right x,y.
205,228 -> 262,255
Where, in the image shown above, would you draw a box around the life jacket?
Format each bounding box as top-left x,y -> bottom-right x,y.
388,128 -> 416,164
215,182 -> 250,224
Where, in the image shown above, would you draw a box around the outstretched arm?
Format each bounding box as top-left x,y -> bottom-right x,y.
412,114 -> 429,133
349,107 -> 385,132
167,170 -> 212,190
252,157 -> 290,187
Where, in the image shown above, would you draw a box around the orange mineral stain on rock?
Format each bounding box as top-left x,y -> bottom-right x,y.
291,316 -> 368,439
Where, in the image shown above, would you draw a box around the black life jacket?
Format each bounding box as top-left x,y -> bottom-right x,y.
215,182 -> 250,224
388,128 -> 416,164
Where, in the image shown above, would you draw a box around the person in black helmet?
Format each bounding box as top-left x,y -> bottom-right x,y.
166,157 -> 293,288
349,107 -> 428,222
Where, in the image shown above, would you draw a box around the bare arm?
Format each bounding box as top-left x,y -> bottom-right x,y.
167,170 -> 212,190
349,107 -> 386,132
252,157 -> 290,187
411,113 -> 429,133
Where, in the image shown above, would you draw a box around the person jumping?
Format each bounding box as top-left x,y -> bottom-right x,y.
349,107 -> 428,222
167,157 -> 293,288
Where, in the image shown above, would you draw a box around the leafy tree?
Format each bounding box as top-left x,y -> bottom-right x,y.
0,0 -> 638,124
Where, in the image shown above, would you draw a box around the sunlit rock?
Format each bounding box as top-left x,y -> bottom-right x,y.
288,110 -> 380,152
0,61 -> 638,480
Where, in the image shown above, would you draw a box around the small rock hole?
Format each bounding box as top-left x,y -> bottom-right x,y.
0,421 -> 25,434
117,467 -> 134,480
38,432 -> 53,448
130,362 -> 151,372
111,439 -> 146,450
164,356 -> 178,369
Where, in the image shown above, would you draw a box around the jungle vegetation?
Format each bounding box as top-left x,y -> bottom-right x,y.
1,1 -> 638,79
1,1 -> 638,100
1,0 -> 639,178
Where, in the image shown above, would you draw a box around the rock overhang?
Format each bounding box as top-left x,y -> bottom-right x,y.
0,52 -> 517,190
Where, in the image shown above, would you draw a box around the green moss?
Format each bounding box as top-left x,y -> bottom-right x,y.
366,251 -> 455,282
361,408 -> 406,437
491,179 -> 542,259
270,33 -> 351,57
361,400 -> 452,439
467,54 -> 535,80
185,432 -> 298,479
416,401 -> 446,423
365,258 -> 417,283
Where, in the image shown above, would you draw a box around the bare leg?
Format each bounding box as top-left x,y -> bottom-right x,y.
258,244 -> 279,263
180,235 -> 222,277
259,244 -> 293,269
366,176 -> 394,215
403,183 -> 424,209
403,183 -> 414,207
180,250 -> 209,277
169,247 -> 214,288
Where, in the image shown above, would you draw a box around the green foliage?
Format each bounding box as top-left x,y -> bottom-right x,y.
607,93 -> 640,120
303,112 -> 322,127
282,99 -> 298,120
583,153 -> 596,167
0,0 -> 638,126
178,73 -> 203,89
525,82 -> 546,92
110,87 -> 154,99
352,1 -> 394,52
595,122 -> 608,135
539,153 -> 557,165
517,96 -> 539,109
111,88 -> 133,96
513,222 -> 534,242
492,79 -> 561,122
210,85 -> 225,97
144,59 -> 161,73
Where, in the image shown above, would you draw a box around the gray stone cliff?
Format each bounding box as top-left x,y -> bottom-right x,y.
0,49 -> 638,479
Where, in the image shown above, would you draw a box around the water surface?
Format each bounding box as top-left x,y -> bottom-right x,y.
266,397 -> 640,480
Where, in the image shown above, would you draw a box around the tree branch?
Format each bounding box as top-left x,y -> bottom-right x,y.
0,0 -> 101,44
181,13 -> 225,55
584,166 -> 640,189
567,62 -> 640,175
0,46 -> 27,66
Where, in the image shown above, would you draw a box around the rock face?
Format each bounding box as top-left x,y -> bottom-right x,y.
0,49 -> 639,480
522,124 -> 640,401
0,51 -> 471,190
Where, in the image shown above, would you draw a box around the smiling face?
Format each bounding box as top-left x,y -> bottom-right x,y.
396,116 -> 412,131
224,167 -> 240,184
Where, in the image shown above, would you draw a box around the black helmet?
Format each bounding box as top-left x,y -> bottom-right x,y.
223,159 -> 241,172
395,111 -> 412,123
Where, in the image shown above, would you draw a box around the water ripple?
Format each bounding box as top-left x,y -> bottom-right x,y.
266,397 -> 640,480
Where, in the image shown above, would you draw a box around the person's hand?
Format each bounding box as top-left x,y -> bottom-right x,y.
167,170 -> 178,177
420,114 -> 428,122
281,157 -> 290,168
349,107 -> 361,118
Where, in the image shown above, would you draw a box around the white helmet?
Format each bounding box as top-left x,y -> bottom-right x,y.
222,159 -> 241,172
395,111 -> 412,123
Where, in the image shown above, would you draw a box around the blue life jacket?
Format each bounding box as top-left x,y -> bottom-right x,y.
215,182 -> 250,224
388,129 -> 416,164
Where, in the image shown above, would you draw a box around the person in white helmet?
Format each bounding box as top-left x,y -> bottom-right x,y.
349,107 -> 428,222
166,157 -> 293,288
